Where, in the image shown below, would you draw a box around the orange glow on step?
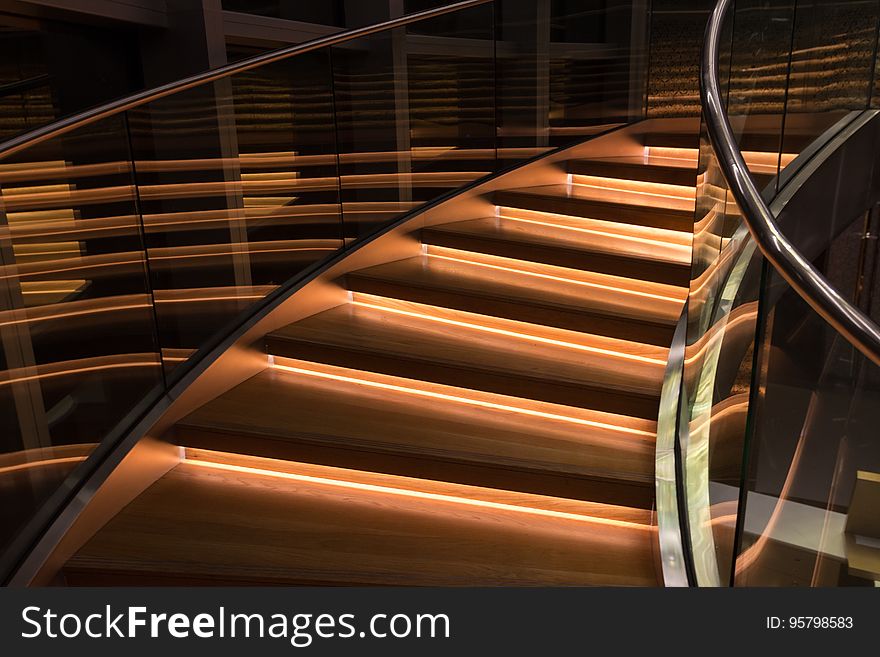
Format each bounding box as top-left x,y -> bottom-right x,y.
427,247 -> 686,303
568,174 -> 696,205
497,208 -> 690,252
643,147 -> 699,165
183,455 -> 652,531
644,146 -> 797,172
350,294 -> 666,365
269,357 -> 655,438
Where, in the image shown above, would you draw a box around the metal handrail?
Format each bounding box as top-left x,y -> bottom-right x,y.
0,0 -> 492,161
701,0 -> 880,367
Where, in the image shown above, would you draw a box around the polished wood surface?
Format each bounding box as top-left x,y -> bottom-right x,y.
175,364 -> 656,494
494,186 -> 695,232
266,299 -> 666,418
347,256 -> 680,345
568,157 -> 697,187
65,460 -> 659,586
422,216 -> 691,286
62,129 -> 716,587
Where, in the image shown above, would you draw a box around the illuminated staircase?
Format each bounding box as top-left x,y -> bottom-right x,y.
63,131 -> 704,586
2,120 -> 804,585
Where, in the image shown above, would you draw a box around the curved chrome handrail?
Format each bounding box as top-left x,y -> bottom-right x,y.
0,0 -> 492,161
701,0 -> 880,367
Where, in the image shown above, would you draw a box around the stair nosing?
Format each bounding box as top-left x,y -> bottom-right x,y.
173,421 -> 656,489
567,159 -> 698,186
422,219 -> 691,274
264,330 -> 662,416
346,267 -> 678,336
493,187 -> 695,220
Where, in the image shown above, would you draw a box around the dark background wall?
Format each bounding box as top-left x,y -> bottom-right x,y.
0,0 -> 712,142
646,0 -> 714,117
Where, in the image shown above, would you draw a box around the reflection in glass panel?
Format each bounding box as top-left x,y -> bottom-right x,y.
646,0 -> 710,119
405,5 -> 495,198
724,0 -> 794,191
497,0 -> 649,164
780,0 -> 879,156
333,2 -> 493,240
128,52 -> 342,373
0,115 -> 162,557
737,204 -> 880,587
548,0 -> 649,143
681,11 -> 741,587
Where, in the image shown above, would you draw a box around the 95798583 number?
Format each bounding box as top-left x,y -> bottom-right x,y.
766,616 -> 853,629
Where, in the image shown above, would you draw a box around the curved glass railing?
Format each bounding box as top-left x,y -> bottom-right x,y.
661,0 -> 880,587
0,0 -> 652,583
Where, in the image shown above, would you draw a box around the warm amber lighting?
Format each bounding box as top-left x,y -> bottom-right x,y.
643,146 -> 699,165
683,303 -> 758,368
1,184 -> 134,212
269,356 -> 655,437
161,348 -> 195,363
570,174 -> 696,199
351,293 -> 666,365
735,399 -> 811,576
153,286 -> 275,304
427,246 -> 687,303
342,172 -> 486,187
0,354 -> 160,387
644,146 -> 796,173
0,295 -> 150,328
496,206 -> 692,253
0,456 -> 87,476
147,240 -> 338,263
184,453 -> 652,531
568,174 -> 696,211
19,280 -> 87,295
0,254 -> 146,282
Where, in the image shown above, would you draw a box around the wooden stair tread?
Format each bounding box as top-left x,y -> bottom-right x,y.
493,185 -> 694,232
266,300 -> 665,417
346,255 -> 680,345
568,157 -> 697,186
64,461 -> 659,586
422,216 -> 691,285
174,366 -> 656,503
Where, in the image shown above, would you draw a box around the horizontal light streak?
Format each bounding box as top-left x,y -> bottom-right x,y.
351,294 -> 665,365
184,456 -> 650,531
0,296 -> 150,328
0,456 -> 87,476
497,209 -> 690,254
0,356 -> 160,387
2,171 -> 486,211
644,147 -> 699,165
644,146 -> 797,173
154,288 -> 273,303
0,254 -> 144,281
270,358 -> 654,438
428,248 -> 685,303
569,174 -> 696,204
